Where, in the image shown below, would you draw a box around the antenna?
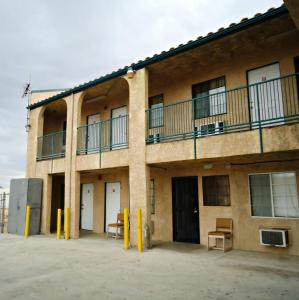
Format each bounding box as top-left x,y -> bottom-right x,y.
22,77 -> 31,132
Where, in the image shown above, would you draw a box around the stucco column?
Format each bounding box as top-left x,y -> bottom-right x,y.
26,106 -> 44,178
40,174 -> 52,234
126,68 -> 151,248
64,92 -> 83,239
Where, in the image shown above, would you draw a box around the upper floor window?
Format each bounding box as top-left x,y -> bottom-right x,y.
149,94 -> 164,128
202,175 -> 230,206
249,172 -> 299,218
192,76 -> 226,119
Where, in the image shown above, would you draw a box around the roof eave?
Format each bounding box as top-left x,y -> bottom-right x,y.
28,5 -> 288,110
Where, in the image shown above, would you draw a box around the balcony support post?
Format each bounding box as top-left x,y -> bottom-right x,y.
126,68 -> 152,249
256,85 -> 264,153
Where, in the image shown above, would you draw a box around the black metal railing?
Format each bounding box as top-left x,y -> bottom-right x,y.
146,73 -> 299,143
37,131 -> 66,160
77,115 -> 128,155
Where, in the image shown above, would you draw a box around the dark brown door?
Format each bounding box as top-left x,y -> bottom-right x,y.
172,177 -> 199,243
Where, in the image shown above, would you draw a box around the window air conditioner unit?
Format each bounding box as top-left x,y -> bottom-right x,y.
259,229 -> 288,248
148,133 -> 160,144
194,121 -> 224,137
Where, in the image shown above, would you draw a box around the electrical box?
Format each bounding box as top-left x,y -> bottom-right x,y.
8,178 -> 43,235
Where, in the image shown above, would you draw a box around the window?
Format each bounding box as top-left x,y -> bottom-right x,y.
202,175 -> 230,206
192,77 -> 226,119
249,172 -> 299,218
150,179 -> 156,214
149,94 -> 164,128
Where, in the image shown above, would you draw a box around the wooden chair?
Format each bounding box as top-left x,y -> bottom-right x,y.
106,213 -> 124,239
208,218 -> 233,252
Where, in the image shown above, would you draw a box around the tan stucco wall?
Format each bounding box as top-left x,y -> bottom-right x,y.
150,162 -> 299,256
80,169 -> 129,234
29,90 -> 66,106
24,12 -> 299,255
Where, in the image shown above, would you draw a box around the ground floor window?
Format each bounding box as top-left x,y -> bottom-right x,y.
202,175 -> 230,206
249,172 -> 299,218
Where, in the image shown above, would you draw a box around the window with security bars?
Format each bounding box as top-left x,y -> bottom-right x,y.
192,76 -> 226,119
202,175 -> 230,206
150,179 -> 156,214
249,172 -> 299,218
149,94 -> 164,128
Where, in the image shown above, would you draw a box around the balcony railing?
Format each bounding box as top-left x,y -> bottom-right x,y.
77,115 -> 128,155
146,73 -> 299,144
37,131 -> 66,160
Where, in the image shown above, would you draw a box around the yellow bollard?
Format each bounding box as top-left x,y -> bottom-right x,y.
24,205 -> 31,238
137,208 -> 142,252
57,209 -> 62,240
64,207 -> 70,240
124,208 -> 129,250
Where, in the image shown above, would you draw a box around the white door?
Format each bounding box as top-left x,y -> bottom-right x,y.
87,113 -> 101,153
81,184 -> 94,230
248,63 -> 284,127
111,106 -> 127,149
105,182 -> 121,233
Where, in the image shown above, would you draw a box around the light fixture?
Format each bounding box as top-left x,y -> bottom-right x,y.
127,67 -> 135,79
203,163 -> 213,170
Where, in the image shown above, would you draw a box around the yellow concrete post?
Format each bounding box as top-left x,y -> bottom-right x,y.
137,208 -> 142,252
57,209 -> 62,240
124,208 -> 129,250
64,207 -> 70,240
24,205 -> 31,238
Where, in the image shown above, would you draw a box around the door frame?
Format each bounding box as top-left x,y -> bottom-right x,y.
104,181 -> 121,233
86,113 -> 101,153
110,105 -> 127,150
80,183 -> 94,231
246,61 -> 281,129
172,176 -> 200,243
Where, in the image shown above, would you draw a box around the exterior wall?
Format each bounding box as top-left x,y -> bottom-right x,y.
148,17 -> 299,138
80,93 -> 129,126
150,161 -> 299,256
80,169 -> 129,234
24,11 -> 299,255
147,123 -> 299,164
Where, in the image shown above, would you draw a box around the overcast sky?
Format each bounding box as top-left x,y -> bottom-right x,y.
0,0 -> 283,188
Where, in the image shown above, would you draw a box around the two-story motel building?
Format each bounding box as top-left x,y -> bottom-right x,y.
26,3 -> 299,255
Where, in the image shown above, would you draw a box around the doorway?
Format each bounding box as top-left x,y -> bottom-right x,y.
105,182 -> 121,233
50,175 -> 65,233
81,184 -> 94,230
172,177 -> 199,243
87,113 -> 101,153
248,63 -> 284,127
111,106 -> 127,149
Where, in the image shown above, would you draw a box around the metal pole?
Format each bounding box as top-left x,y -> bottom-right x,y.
57,209 -> 62,240
64,207 -> 70,240
137,208 -> 142,252
24,205 -> 31,238
192,99 -> 197,160
124,208 -> 129,250
256,85 -> 264,153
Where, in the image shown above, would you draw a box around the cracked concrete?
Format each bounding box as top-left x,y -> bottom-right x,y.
0,234 -> 298,300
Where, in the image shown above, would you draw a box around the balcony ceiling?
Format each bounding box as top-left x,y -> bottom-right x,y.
148,14 -> 298,88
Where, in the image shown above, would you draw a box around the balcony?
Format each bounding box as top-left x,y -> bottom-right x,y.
146,73 -> 299,144
37,131 -> 66,161
77,115 -> 128,155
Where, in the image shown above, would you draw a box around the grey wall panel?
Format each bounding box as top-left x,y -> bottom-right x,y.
8,178 -> 43,236
28,179 -> 43,208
